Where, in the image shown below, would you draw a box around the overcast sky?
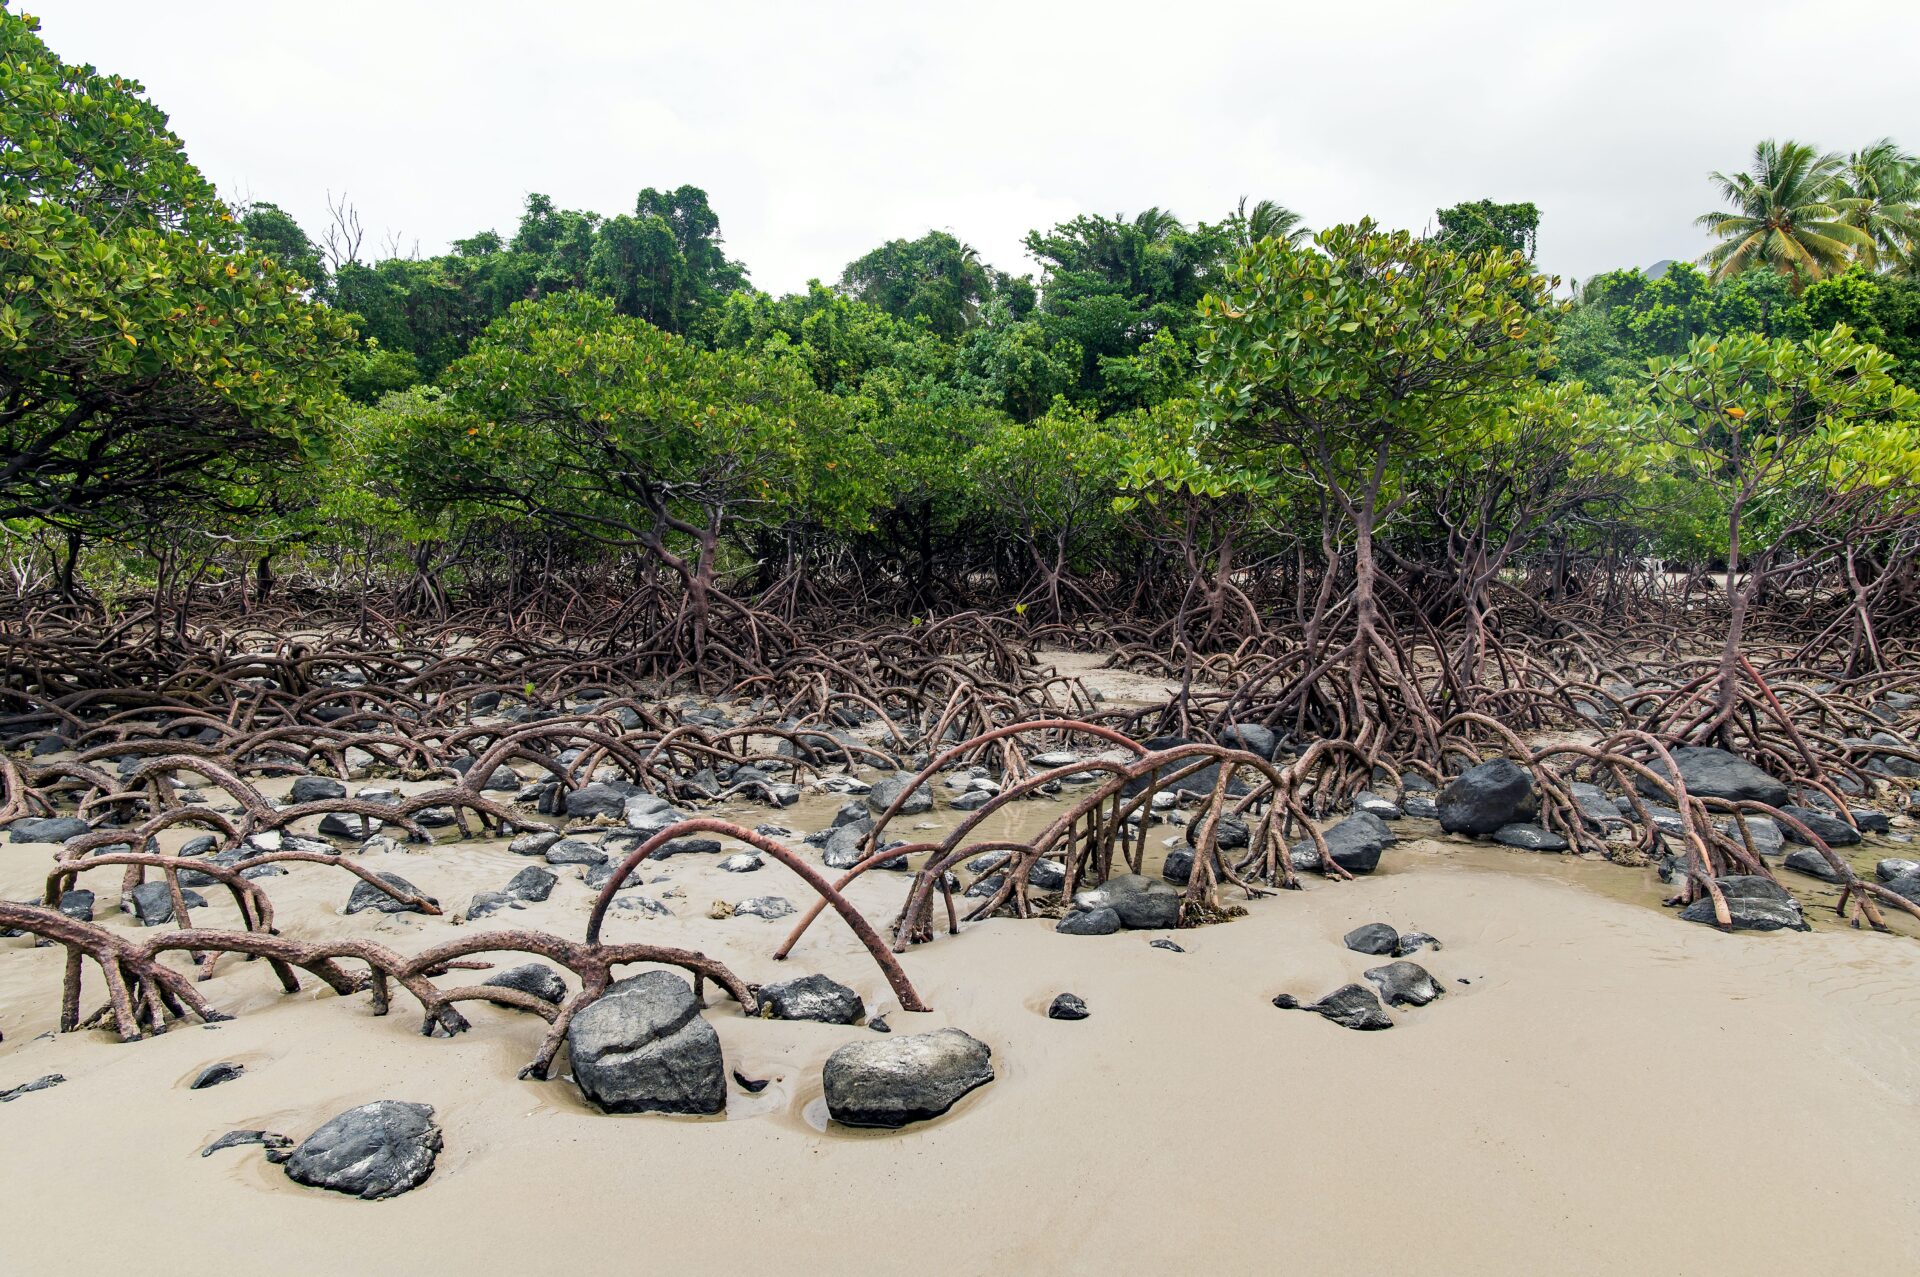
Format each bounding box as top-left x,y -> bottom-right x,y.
30,1 -> 1920,292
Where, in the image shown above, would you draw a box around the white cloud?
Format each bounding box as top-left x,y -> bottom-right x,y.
29,0 -> 1920,292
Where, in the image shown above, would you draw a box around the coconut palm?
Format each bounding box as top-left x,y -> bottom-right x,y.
1696,140 -> 1870,290
1230,197 -> 1308,248
1834,138 -> 1920,273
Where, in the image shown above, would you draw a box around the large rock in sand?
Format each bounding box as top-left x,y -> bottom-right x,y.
1636,746 -> 1788,807
283,1101 -> 441,1200
567,972 -> 725,1115
822,1028 -> 994,1128
1437,759 -> 1534,836
1068,874 -> 1180,929
1676,875 -> 1809,932
1289,811 -> 1395,874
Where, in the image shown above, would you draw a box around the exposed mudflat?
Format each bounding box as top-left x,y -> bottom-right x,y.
4,775 -> 1918,1276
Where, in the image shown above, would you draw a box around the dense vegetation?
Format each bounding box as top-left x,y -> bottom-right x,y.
6,2 -> 1920,702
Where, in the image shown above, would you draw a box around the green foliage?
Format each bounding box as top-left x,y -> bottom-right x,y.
839,231 -> 990,339
1200,220 -> 1557,487
1638,326 -> 1920,562
0,4 -> 353,529
1697,140 -> 1871,289
1434,199 -> 1540,260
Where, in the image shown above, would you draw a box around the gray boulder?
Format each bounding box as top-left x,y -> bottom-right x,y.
1493,822 -> 1568,852
1343,922 -> 1400,955
567,971 -> 725,1115
502,865 -> 556,902
866,774 -> 933,816
822,1028 -> 994,1128
1437,760 -> 1534,836
1875,857 -> 1920,882
57,889 -> 94,922
8,816 -> 88,844
128,880 -> 205,925
1364,960 -> 1445,1007
1277,983 -> 1393,1030
1056,907 -> 1121,936
1216,723 -> 1277,759
1783,847 -> 1844,882
564,782 -> 632,819
1677,875 -> 1808,931
1638,746 -> 1788,807
484,962 -> 567,1005
757,974 -> 863,1024
733,896 -> 795,920
1777,806 -> 1861,847
508,831 -> 562,857
289,775 -> 348,803
1048,993 -> 1089,1020
1289,811 -> 1395,874
1069,873 -> 1180,929
345,872 -> 434,915
283,1101 -> 441,1199
545,838 -> 608,866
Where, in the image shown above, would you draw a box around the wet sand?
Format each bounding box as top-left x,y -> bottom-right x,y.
3,783 -> 1919,1275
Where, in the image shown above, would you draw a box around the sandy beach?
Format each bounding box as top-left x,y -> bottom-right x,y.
5,789 -> 1917,1277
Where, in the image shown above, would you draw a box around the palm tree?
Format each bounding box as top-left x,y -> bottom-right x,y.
1696,140 -> 1870,290
1231,197 -> 1308,248
1834,138 -> 1920,273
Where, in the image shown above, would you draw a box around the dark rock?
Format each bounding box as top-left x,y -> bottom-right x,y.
1364,961 -> 1445,1007
869,1015 -> 891,1033
8,816 -> 88,844
545,838 -> 608,866
484,962 -> 567,1005
57,889 -> 94,922
508,831 -> 561,857
1149,938 -> 1185,952
1027,859 -> 1066,891
0,1073 -> 65,1102
866,774 -> 933,816
1568,782 -> 1626,828
964,872 -> 1007,899
201,1129 -> 293,1158
1048,993 -> 1089,1020
564,782 -> 632,819
1216,723 -> 1277,759
1396,930 -> 1442,954
128,881 -> 205,925
191,1061 -> 245,1089
949,790 -> 991,811
1281,983 -> 1394,1030
1493,822 -> 1569,852
1777,806 -> 1861,847
757,974 -> 863,1024
1402,795 -> 1440,820
1354,792 -> 1402,820
1638,746 -> 1789,807
1184,813 -> 1250,850
733,896 -> 795,920
822,1028 -> 993,1128
178,835 -> 217,857
283,1101 -> 441,1199
1677,876 -> 1807,930
1850,808 -> 1891,834
345,872 -> 434,915
1782,847 -> 1845,882
1055,907 -> 1121,936
718,853 -> 762,873
1875,857 -> 1919,882
1162,848 -> 1195,885
1289,811 -> 1396,874
289,775 -> 347,803
1343,922 -> 1400,956
567,971 -> 726,1115
1070,873 -> 1180,929
465,892 -> 515,920
495,865 -> 553,902
1886,871 -> 1920,903
655,837 -> 723,858
1437,759 -> 1535,836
